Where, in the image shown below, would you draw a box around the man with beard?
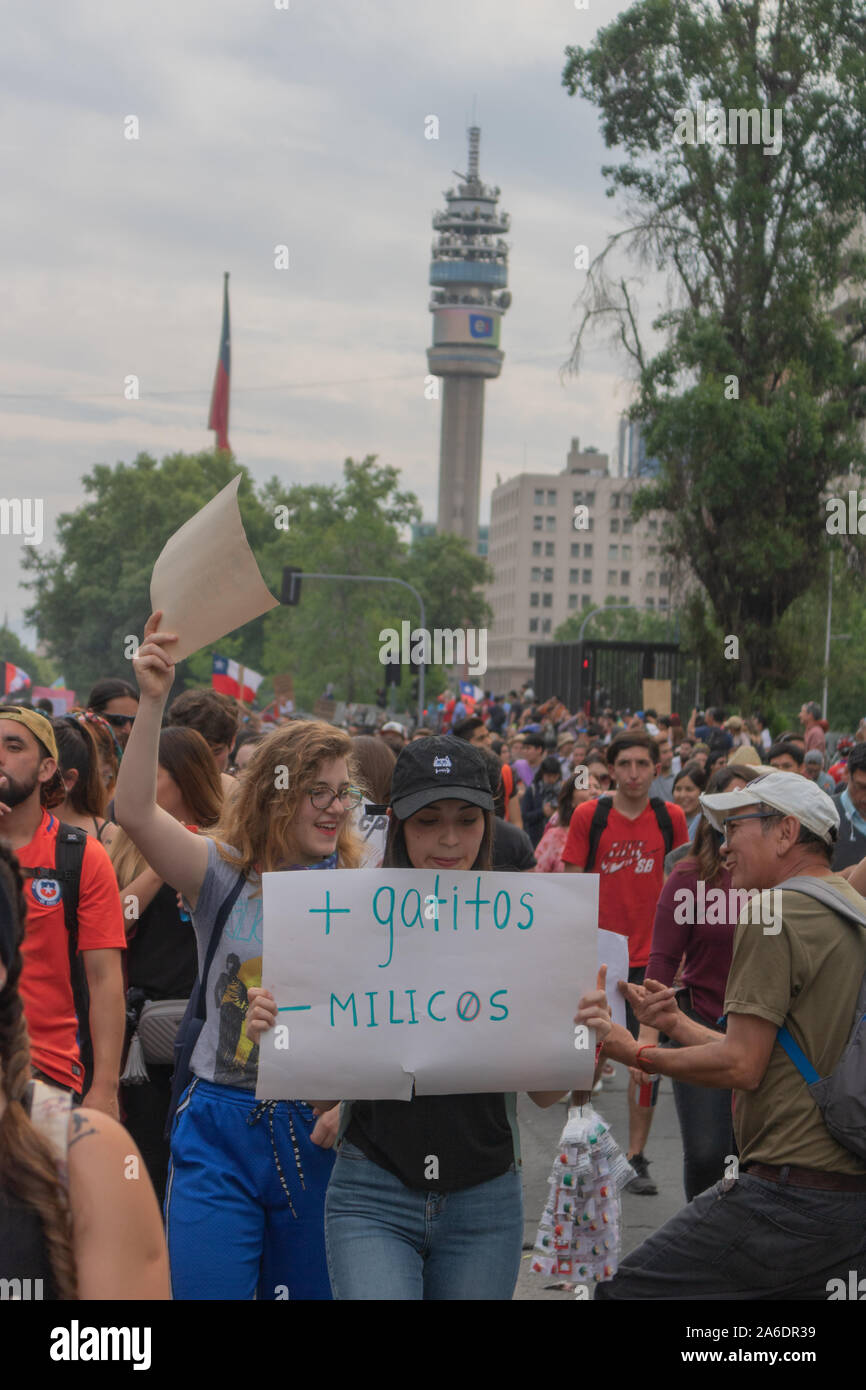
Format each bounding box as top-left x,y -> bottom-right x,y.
0,706 -> 125,1113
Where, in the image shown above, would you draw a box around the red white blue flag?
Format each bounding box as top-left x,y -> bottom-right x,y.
212,654 -> 263,705
208,272 -> 231,452
0,662 -> 31,695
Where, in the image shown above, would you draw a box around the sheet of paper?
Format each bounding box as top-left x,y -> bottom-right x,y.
257,869 -> 600,1100
150,474 -> 279,662
598,929 -> 629,1030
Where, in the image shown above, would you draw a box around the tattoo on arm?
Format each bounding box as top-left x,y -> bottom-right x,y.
68,1111 -> 98,1148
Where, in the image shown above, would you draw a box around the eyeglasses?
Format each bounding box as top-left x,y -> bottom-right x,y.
721,811 -> 782,838
308,784 -> 363,810
103,713 -> 136,728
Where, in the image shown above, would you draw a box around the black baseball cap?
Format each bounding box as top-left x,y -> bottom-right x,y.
390,736 -> 494,820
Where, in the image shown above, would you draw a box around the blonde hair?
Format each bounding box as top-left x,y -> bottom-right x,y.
210,720 -> 364,890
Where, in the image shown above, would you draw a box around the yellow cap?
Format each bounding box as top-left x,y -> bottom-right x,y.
0,705 -> 59,761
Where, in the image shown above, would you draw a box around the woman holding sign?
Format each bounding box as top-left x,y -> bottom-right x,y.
248,736 -> 610,1301
115,612 -> 365,1300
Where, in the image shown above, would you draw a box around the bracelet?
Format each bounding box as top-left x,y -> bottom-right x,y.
635,1043 -> 657,1067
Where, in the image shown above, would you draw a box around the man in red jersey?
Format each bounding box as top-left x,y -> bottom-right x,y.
0,706 -> 125,1113
563,730 -> 689,1192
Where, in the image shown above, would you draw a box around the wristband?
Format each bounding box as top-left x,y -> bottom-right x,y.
635,1043 -> 657,1069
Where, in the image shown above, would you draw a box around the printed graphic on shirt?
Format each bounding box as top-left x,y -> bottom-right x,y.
214,954 -> 261,1081
30,877 -> 62,907
599,840 -> 658,877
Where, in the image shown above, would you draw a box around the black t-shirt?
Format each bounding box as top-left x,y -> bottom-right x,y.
0,1191 -> 58,1298
343,1092 -> 519,1192
831,792 -> 866,871
492,817 -> 537,872
126,882 -> 198,999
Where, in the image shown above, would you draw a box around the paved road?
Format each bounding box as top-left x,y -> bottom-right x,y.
514,1064 -> 686,1300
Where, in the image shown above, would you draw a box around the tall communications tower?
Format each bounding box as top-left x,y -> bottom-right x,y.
427,126 -> 511,550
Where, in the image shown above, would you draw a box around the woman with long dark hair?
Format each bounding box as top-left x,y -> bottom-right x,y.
106,726 -> 224,1206
52,715 -> 109,839
248,735 -> 609,1300
0,842 -> 168,1299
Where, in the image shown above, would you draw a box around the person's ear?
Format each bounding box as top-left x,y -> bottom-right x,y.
38,756 -> 58,786
62,767 -> 79,793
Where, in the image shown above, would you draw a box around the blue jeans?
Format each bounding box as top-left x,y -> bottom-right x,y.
165,1078 -> 335,1300
325,1141 -> 523,1300
596,1172 -> 866,1300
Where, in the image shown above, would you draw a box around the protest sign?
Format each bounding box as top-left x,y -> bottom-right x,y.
257,868 -> 599,1101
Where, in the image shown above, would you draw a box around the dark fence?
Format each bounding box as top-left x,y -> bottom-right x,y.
534,639 -> 682,715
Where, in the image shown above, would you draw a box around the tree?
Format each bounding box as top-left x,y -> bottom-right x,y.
554,603 -> 670,644
563,0 -> 866,697
0,627 -> 57,691
21,451 -> 278,699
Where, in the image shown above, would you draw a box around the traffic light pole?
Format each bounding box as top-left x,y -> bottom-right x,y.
299,574 -> 427,727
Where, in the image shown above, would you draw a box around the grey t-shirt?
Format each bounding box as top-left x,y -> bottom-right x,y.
186,838 -> 262,1089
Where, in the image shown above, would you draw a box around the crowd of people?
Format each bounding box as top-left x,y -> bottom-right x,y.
1,649 -> 865,1301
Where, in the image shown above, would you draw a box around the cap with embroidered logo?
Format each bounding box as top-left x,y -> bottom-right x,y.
390,735 -> 494,820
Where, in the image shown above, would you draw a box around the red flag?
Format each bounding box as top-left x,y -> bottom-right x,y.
208,272 -> 231,451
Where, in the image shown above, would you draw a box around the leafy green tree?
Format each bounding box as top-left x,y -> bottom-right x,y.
563,0 -> 866,697
0,626 -> 57,691
554,602 -> 671,644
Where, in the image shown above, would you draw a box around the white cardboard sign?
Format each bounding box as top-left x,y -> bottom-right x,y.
257,868 -> 600,1100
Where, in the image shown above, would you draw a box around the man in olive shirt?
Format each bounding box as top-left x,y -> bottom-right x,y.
594,771 -> 866,1300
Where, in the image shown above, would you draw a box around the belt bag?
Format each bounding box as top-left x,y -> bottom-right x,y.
137,999 -> 188,1065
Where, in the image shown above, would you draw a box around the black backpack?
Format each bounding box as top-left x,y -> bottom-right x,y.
21,823 -> 91,1091
584,795 -> 675,873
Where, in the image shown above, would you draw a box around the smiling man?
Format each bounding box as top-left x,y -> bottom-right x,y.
595,770 -> 866,1300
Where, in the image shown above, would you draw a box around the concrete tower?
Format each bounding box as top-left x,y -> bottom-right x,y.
427,126 -> 511,550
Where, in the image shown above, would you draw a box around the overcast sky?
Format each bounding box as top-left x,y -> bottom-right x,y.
1,0 -> 661,647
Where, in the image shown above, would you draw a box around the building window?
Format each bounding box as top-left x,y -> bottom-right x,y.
569,568 -> 579,583
568,593 -> 578,608
586,492 -> 596,506
621,571 -> 630,586
646,572 -> 656,587
528,644 -> 536,658
623,519 -> 633,533
611,493 -> 620,510
659,571 -> 670,586
533,515 -> 543,531
582,569 -> 592,584
622,545 -> 632,560
570,542 -> 580,557
586,518 -> 594,532
530,592 -> 540,607
545,541 -> 555,556
647,545 -> 657,556
573,491 -> 583,506
608,544 -> 618,559
545,516 -> 556,532
610,518 -> 620,534
607,570 -> 617,585
582,593 -> 592,609
543,567 -> 554,583
531,566 -> 541,582
646,597 -> 655,609
532,541 -> 542,556
546,490 -> 556,506
529,617 -> 539,633
658,596 -> 669,610
648,519 -> 658,533
534,488 -> 544,505
542,593 -> 552,608
583,543 -> 593,557
541,618 -> 552,634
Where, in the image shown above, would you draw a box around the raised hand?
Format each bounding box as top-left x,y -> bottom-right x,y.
131,610 -> 178,703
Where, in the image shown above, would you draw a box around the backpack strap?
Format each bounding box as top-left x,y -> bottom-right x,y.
192,873 -> 247,1023
584,796 -> 613,873
648,798 -> 675,857
773,877 -> 866,1080
25,1079 -> 73,1188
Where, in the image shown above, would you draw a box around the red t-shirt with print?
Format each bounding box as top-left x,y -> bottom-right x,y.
17,810 -> 126,1091
561,797 -> 689,967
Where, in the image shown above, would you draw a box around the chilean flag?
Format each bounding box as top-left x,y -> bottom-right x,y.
212,654 -> 263,705
1,662 -> 31,695
208,272 -> 231,452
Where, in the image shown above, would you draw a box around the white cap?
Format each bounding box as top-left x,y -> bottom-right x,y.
700,770 -> 840,845
381,721 -> 405,735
